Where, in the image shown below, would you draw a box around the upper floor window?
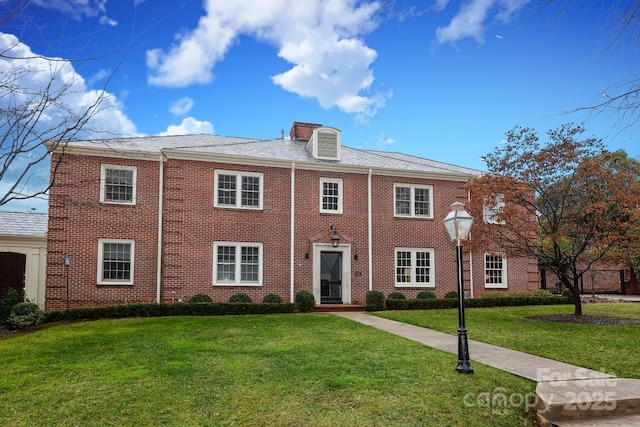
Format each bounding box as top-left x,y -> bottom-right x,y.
214,170 -> 263,209
320,178 -> 343,214
97,239 -> 134,285
484,252 -> 507,288
101,165 -> 136,204
394,184 -> 433,218
395,248 -> 435,287
213,242 -> 263,286
483,194 -> 505,224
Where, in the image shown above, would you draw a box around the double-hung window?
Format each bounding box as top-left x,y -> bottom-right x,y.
484,252 -> 507,288
98,239 -> 134,285
320,178 -> 343,214
101,165 -> 136,204
395,248 -> 435,287
394,184 -> 433,218
213,242 -> 263,286
214,170 -> 263,209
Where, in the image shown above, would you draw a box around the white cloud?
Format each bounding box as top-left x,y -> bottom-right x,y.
31,0 -> 107,20
146,0 -> 391,122
0,33 -> 138,209
435,0 -> 528,45
159,117 -> 214,136
169,97 -> 195,116
99,15 -> 118,26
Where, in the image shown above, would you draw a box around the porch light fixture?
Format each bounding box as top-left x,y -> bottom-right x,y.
443,201 -> 474,374
331,230 -> 340,247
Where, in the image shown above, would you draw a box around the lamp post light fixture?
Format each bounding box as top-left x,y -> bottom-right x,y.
331,230 -> 340,248
443,201 -> 474,374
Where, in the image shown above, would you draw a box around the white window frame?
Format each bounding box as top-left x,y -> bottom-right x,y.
214,170 -> 264,210
393,183 -> 433,219
484,252 -> 508,288
483,194 -> 505,224
320,178 -> 343,214
394,248 -> 435,288
97,238 -> 135,285
213,242 -> 263,286
100,164 -> 137,205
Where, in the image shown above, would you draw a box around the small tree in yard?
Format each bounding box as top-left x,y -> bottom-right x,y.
468,123 -> 640,315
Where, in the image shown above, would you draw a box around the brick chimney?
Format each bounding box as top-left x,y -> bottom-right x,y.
289,122 -> 322,141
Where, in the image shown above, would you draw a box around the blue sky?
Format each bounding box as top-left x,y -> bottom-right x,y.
1,0 -> 638,212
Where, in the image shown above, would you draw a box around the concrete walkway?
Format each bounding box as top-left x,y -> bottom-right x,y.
331,311 -> 640,426
332,311 -> 611,381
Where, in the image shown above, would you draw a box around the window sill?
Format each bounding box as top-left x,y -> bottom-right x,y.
395,284 -> 435,288
213,283 -> 262,287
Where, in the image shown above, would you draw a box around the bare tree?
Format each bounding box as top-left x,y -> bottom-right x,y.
0,2 -> 125,208
533,0 -> 640,130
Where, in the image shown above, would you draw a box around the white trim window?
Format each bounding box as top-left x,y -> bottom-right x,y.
394,248 -> 435,287
98,239 -> 134,285
484,252 -> 507,288
320,178 -> 343,214
394,184 -> 433,218
100,165 -> 136,204
483,194 -> 505,224
214,170 -> 263,209
213,242 -> 263,286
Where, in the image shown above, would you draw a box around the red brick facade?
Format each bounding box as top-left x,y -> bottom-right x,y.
45,124 -> 540,309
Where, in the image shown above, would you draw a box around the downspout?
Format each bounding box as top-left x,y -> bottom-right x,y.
156,152 -> 165,303
467,189 -> 474,298
290,163 -> 296,303
368,168 -> 373,291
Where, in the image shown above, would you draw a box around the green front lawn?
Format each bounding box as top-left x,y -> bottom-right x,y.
377,303 -> 640,379
0,314 -> 535,426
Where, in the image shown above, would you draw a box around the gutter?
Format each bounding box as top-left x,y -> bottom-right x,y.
156,152 -> 166,303
368,168 -> 373,291
290,163 -> 296,303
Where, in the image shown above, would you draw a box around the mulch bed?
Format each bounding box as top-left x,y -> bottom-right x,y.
528,314 -> 640,325
528,296 -> 640,325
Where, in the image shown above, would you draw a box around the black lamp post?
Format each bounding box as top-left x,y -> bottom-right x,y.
443,201 -> 474,374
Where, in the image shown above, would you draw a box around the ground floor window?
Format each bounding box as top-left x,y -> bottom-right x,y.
98,239 -> 134,285
213,242 -> 263,286
484,252 -> 507,288
395,248 -> 435,287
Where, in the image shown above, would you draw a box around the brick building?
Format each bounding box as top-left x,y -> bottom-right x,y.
44,122 -> 540,309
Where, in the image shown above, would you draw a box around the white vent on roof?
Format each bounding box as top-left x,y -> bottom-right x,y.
305,127 -> 341,160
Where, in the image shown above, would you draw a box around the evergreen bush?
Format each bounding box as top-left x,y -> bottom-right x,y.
0,288 -> 24,325
295,290 -> 315,313
229,293 -> 252,303
189,294 -> 213,304
444,291 -> 458,299
416,291 -> 436,299
387,291 -> 406,299
365,290 -> 385,311
262,294 -> 283,304
8,302 -> 44,330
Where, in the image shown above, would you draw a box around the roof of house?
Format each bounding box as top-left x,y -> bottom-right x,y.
0,210 -> 48,237
64,133 -> 484,178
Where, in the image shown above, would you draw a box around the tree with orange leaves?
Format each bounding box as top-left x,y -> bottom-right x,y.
467,123 -> 640,315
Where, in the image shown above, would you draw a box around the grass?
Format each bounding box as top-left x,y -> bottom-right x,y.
377,303 -> 640,379
0,314 -> 536,426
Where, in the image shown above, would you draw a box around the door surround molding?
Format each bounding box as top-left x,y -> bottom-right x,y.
312,243 -> 351,304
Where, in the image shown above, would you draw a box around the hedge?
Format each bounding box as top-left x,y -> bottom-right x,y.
385,296 -> 571,310
44,302 -> 295,323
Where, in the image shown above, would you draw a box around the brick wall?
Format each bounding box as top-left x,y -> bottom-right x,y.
46,148 -> 541,309
46,153 -> 160,309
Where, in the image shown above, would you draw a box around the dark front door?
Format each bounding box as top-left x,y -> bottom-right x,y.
321,251 -> 342,304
